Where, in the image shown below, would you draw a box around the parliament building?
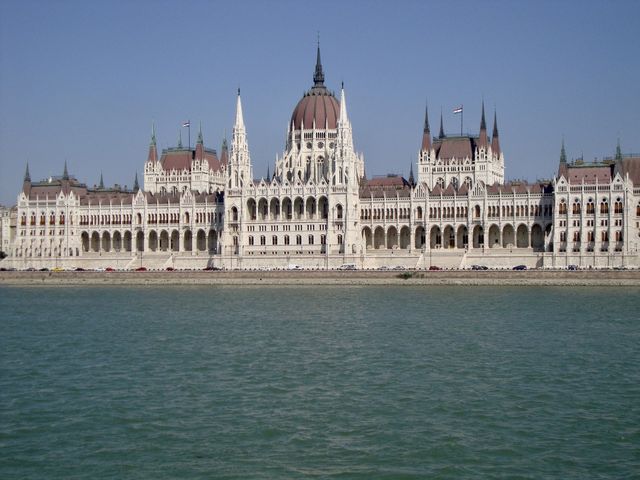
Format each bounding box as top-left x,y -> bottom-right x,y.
2,48 -> 639,270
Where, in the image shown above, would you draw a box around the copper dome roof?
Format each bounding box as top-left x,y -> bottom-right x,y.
290,45 -> 340,130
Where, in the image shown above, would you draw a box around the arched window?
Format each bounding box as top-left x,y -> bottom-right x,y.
260,235 -> 266,246
337,234 -> 343,245
296,235 -> 302,245
600,199 -> 609,214
559,200 -> 567,215
284,235 -> 290,245
272,235 -> 278,245
474,205 -> 481,218
248,236 -> 254,246
336,204 -> 343,220
572,200 -> 581,214
308,235 -> 314,245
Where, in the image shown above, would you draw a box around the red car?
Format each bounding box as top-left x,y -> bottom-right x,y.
105,267 -> 115,272
135,266 -> 147,272
165,267 -> 175,271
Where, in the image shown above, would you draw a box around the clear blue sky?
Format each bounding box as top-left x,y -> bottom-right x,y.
1,0 -> 639,205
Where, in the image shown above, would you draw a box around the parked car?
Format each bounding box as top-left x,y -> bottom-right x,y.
105,267 -> 116,272
513,265 -> 527,271
471,265 -> 488,270
51,267 -> 65,272
135,266 -> 147,272
338,263 -> 357,270
165,267 -> 175,271
429,265 -> 442,271
74,267 -> 86,272
203,266 -> 221,271
39,267 -> 49,272
567,265 -> 578,271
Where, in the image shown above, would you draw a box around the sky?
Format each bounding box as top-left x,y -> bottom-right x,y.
1,0 -> 639,205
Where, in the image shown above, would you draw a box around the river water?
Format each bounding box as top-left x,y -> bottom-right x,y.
1,286 -> 639,478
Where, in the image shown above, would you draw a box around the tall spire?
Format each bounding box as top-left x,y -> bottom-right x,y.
422,102 -> 432,151
197,121 -> 203,144
409,162 -> 415,186
133,172 -> 139,192
147,123 -> 158,163
478,101 -> 488,147
99,172 -> 104,189
178,129 -> 183,148
339,84 -> 349,124
235,88 -> 245,129
615,138 -> 623,161
438,109 -> 445,139
24,163 -> 31,182
560,138 -> 567,164
313,39 -> 325,87
62,160 -> 69,180
491,110 -> 500,156
266,165 -> 270,181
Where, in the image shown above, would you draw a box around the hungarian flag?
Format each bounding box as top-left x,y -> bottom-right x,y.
182,121 -> 190,127
453,106 -> 463,114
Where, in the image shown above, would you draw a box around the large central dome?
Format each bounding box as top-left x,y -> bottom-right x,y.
290,46 -> 340,130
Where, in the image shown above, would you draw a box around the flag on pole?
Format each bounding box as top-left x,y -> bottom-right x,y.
453,106 -> 463,114
182,121 -> 190,127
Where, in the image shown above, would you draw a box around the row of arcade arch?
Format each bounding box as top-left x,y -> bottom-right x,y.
362,223 -> 549,251
80,229 -> 218,253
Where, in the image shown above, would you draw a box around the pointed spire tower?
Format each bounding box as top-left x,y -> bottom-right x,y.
62,161 -> 69,181
99,173 -> 104,189
615,138 -> 623,161
195,121 -> 204,161
313,40 -> 325,87
220,137 -> 229,167
147,122 -> 158,164
408,163 -> 415,187
491,110 -> 501,157
560,138 -> 567,164
229,88 -> 252,188
133,172 -> 140,192
22,163 -> 32,194
421,102 -> 432,151
439,110 -> 445,139
478,101 -> 488,148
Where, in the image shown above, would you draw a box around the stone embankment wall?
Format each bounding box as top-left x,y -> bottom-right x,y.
1,270 -> 639,286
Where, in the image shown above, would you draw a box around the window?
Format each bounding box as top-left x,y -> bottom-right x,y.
336,204 -> 343,220
260,235 -> 266,246
337,234 -> 343,245
248,236 -> 254,246
296,235 -> 302,245
272,235 -> 278,245
284,235 -> 290,245
308,235 -> 314,245
321,234 -> 326,245
559,200 -> 567,215
600,200 -> 609,214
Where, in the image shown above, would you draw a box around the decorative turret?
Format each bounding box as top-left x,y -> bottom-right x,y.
22,163 -> 31,194
408,163 -> 415,187
560,138 -> 567,164
177,129 -> 183,149
438,110 -> 445,139
229,88 -> 252,188
133,172 -> 140,192
615,139 -> 623,161
62,161 -> 69,181
147,123 -> 158,164
491,110 -> 501,156
195,122 -> 204,161
313,42 -> 324,87
220,137 -> 229,166
99,173 -> 104,189
478,101 -> 488,148
421,103 -> 431,151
